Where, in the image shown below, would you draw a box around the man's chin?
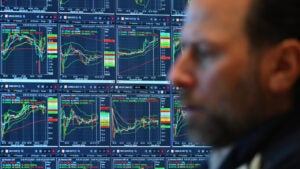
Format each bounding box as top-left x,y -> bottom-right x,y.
187,126 -> 231,147
187,112 -> 237,147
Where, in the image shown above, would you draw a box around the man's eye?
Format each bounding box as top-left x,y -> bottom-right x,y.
195,44 -> 220,61
196,49 -> 213,60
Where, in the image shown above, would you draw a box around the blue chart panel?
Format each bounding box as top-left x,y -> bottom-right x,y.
173,96 -> 199,146
172,27 -> 182,63
59,0 -> 115,13
1,0 -> 57,12
58,158 -> 111,169
60,25 -> 116,82
117,26 -> 171,82
172,0 -> 191,15
60,95 -> 110,146
111,94 -> 170,146
1,23 -> 58,80
1,94 -> 46,145
167,158 -> 208,169
113,158 -> 165,169
1,158 -> 56,169
116,0 -> 171,15
1,93 -> 58,146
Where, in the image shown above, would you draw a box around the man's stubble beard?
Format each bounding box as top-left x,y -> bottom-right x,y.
185,61 -> 267,147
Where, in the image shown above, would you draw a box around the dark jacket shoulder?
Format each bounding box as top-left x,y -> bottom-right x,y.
219,110 -> 300,169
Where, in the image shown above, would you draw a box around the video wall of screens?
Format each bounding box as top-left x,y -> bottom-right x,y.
0,0 -> 210,168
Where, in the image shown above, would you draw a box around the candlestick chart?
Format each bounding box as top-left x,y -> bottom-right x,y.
117,26 -> 171,82
172,27 -> 182,63
173,96 -> 200,146
1,24 -> 57,80
60,96 -> 97,145
60,95 -> 110,146
173,96 -> 189,146
111,96 -> 161,146
1,94 -> 48,145
1,25 -> 46,75
60,25 -> 115,81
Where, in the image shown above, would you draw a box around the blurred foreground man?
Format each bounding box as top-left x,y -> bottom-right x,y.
170,0 -> 300,168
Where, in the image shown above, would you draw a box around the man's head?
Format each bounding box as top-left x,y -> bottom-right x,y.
170,0 -> 300,147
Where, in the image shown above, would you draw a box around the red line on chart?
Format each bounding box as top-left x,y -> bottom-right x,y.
62,34 -> 102,42
5,119 -> 46,134
119,56 -> 160,74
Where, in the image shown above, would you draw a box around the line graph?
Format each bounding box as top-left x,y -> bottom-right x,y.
173,96 -> 198,146
61,42 -> 103,73
1,24 -> 57,79
111,95 -> 161,146
117,26 -> 171,82
60,25 -> 116,81
1,94 -> 47,145
116,0 -> 170,14
173,27 -> 182,63
60,95 -> 110,146
60,96 -> 98,145
2,34 -> 46,62
1,25 -> 46,75
59,0 -> 113,13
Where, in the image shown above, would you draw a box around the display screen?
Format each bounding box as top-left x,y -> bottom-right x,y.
0,0 -> 210,168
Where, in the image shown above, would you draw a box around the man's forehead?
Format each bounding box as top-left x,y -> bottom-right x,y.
186,0 -> 252,23
182,0 -> 252,42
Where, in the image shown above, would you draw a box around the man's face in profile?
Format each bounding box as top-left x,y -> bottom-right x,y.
170,0 -> 268,147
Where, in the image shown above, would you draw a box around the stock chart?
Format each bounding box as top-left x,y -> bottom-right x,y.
173,96 -> 200,146
117,26 -> 171,83
111,95 -> 170,146
172,27 -> 182,63
0,0 -> 210,168
60,25 -> 115,82
0,24 -> 57,81
1,93 -> 58,146
60,95 -> 110,146
0,0 -> 57,12
59,0 -> 114,13
116,0 -> 171,14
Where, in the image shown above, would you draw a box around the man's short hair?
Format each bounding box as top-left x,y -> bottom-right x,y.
246,0 -> 300,109
246,0 -> 300,48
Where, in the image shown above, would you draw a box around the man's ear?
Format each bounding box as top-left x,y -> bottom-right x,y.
266,40 -> 300,93
261,39 -> 300,94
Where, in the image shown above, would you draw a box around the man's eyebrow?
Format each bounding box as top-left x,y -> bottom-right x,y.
179,39 -> 209,47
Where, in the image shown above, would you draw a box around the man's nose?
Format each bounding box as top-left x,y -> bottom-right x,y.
169,51 -> 198,89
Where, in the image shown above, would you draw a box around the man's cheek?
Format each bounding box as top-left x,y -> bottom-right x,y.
197,67 -> 225,102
